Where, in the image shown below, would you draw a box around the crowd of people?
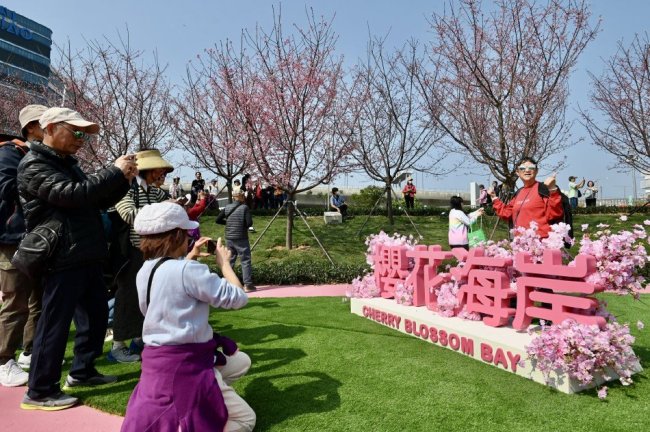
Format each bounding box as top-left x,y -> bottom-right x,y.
0,103 -> 602,429
0,104 -> 257,430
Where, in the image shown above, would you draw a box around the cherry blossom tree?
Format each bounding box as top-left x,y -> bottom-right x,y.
417,0 -> 599,190
0,76 -> 52,138
351,37 -> 447,224
171,66 -> 251,202
580,33 -> 650,174
53,30 -> 173,170
207,9 -> 356,249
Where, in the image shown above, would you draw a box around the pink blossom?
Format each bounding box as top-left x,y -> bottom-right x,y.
619,215 -> 628,222
581,224 -> 589,231
526,320 -> 639,388
637,321 -> 645,331
644,220 -> 650,226
597,386 -> 608,400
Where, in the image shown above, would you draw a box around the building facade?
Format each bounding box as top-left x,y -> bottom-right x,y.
0,5 -> 52,87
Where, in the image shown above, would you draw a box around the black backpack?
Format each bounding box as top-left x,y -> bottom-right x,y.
510,182 -> 573,248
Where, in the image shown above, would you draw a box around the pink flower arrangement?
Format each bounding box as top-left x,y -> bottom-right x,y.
395,283 -> 414,306
365,231 -> 417,268
435,279 -> 460,317
347,273 -> 379,299
349,231 -> 418,299
526,319 -> 639,394
577,224 -> 649,297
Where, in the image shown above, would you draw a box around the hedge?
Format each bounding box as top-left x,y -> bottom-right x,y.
209,259 -> 370,285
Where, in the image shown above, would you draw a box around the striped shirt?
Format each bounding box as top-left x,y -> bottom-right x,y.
115,178 -> 167,247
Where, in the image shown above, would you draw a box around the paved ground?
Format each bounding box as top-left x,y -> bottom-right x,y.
0,284 -> 349,432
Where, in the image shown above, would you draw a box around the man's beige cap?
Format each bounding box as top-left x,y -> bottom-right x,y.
19,104 -> 48,138
39,107 -> 100,134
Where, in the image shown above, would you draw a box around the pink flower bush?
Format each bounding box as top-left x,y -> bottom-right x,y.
526,319 -> 639,393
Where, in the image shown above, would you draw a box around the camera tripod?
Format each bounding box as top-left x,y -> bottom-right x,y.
250,199 -> 335,265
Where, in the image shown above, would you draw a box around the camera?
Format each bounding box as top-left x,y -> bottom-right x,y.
206,239 -> 217,255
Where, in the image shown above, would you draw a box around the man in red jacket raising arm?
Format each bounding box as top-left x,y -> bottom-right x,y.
489,157 -> 564,239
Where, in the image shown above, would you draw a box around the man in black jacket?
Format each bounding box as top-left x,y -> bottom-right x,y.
0,105 -> 46,388
216,189 -> 256,292
17,107 -> 138,410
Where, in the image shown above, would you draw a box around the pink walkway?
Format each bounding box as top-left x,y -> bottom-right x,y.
0,284 -> 349,432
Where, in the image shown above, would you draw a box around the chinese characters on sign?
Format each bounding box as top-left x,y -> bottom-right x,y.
372,244 -> 602,329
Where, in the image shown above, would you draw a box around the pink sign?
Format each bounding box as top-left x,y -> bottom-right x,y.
372,244 -> 602,329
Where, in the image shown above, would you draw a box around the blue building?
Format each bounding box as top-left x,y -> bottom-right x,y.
0,5 -> 52,87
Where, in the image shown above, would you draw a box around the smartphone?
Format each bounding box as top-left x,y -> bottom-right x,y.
206,239 -> 217,255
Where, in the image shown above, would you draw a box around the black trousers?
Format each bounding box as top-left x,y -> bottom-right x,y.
27,263 -> 108,399
404,195 -> 414,209
113,246 -> 145,341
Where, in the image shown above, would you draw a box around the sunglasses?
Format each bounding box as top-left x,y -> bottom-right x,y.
59,124 -> 87,140
517,165 -> 537,172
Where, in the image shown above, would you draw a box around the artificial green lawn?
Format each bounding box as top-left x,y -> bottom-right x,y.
63,295 -> 648,431
58,213 -> 650,431
200,212 -> 649,267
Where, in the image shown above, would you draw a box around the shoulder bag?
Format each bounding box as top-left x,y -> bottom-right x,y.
12,216 -> 64,279
468,216 -> 487,247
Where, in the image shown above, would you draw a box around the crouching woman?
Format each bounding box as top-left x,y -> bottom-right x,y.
121,202 -> 255,432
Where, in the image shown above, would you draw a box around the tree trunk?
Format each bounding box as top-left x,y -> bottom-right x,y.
285,193 -> 294,250
226,181 -> 233,204
386,182 -> 394,225
503,175 -> 518,202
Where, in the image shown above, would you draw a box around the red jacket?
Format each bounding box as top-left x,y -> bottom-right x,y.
492,182 -> 563,238
402,184 -> 416,197
187,197 -> 207,221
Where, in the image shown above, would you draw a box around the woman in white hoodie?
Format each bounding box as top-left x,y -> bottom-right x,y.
448,196 -> 484,250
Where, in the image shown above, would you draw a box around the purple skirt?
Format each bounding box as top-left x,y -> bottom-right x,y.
121,339 -> 227,432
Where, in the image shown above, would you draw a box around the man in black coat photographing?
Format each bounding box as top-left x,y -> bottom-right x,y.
17,108 -> 138,410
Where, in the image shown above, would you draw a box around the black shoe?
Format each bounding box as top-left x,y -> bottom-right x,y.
244,284 -> 257,293
63,373 -> 117,389
21,391 -> 78,411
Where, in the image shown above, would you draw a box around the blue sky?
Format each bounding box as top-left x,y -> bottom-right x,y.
6,0 -> 649,198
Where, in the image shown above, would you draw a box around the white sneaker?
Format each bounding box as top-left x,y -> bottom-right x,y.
0,359 -> 29,387
17,352 -> 31,369
104,328 -> 114,343
17,352 -> 64,370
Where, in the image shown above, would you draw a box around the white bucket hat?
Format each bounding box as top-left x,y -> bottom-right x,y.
134,202 -> 199,235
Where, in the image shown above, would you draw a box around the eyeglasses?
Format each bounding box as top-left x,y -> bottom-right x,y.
58,124 -> 87,140
517,165 -> 537,172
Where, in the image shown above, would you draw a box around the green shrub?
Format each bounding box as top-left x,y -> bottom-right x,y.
210,259 -> 370,285
351,185 -> 386,208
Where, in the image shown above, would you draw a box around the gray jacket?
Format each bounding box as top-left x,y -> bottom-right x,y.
215,202 -> 252,240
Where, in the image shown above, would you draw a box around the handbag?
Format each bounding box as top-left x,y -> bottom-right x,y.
468,216 -> 487,247
11,217 -> 63,279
